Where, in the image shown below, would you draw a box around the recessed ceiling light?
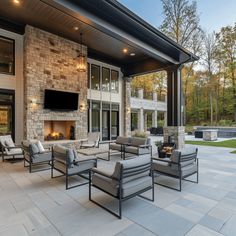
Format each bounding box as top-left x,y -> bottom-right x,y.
13,0 -> 20,5
130,53 -> 135,56
73,26 -> 79,31
123,48 -> 128,53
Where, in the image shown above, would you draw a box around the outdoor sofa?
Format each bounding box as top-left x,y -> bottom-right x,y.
124,137 -> 152,159
22,140 -> 52,173
52,145 -> 97,189
152,147 -> 198,191
80,132 -> 100,149
0,135 -> 23,162
108,136 -> 131,160
89,156 -> 154,219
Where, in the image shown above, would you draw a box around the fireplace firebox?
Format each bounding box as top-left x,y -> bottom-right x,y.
44,121 -> 76,141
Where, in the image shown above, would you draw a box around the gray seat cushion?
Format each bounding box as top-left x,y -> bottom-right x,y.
31,152 -> 52,163
122,176 -> 152,197
92,174 -> 118,196
109,143 -> 122,151
125,146 -> 150,155
116,136 -> 130,145
130,137 -> 147,147
153,160 -> 179,177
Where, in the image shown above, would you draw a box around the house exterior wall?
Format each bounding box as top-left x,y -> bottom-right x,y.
0,28 -> 24,144
24,25 -> 88,141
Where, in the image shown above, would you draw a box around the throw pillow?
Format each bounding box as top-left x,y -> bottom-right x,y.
30,143 -> 40,155
5,139 -> 15,147
36,141 -> 45,153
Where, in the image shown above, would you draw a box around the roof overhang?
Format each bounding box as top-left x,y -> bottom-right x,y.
0,0 -> 198,76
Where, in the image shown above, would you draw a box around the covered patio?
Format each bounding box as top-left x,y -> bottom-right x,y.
0,144 -> 236,235
0,0 -> 197,147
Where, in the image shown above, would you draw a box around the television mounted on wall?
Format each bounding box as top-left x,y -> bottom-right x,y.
44,89 -> 79,111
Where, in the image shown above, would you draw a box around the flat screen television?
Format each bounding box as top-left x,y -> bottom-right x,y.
44,89 -> 79,111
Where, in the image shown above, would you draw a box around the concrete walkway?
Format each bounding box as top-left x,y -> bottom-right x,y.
0,144 -> 236,236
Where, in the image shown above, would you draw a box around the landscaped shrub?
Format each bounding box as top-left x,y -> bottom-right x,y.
132,130 -> 148,138
218,119 -> 234,126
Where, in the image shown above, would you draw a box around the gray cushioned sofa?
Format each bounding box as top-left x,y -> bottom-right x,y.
0,135 -> 23,162
52,145 -> 97,189
89,156 -> 154,219
152,147 -> 198,191
108,136 -> 131,160
124,137 -> 152,159
22,140 -> 52,173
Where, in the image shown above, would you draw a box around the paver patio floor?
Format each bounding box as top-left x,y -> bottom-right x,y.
0,144 -> 236,236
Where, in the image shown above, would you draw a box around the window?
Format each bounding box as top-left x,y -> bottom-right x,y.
111,70 -> 119,93
0,36 -> 14,75
102,67 -> 110,92
87,63 -> 90,89
91,64 -> 100,90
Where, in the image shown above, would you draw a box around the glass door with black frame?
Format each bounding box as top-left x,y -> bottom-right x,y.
0,90 -> 14,140
111,111 -> 119,140
102,110 -> 110,141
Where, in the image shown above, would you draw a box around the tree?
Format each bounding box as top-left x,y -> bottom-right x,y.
215,24 -> 236,121
201,33 -> 217,124
159,0 -> 203,124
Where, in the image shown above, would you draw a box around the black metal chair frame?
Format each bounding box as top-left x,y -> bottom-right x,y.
123,144 -> 152,160
108,142 -> 126,161
22,144 -> 52,173
0,143 -> 23,162
51,149 -> 97,190
89,161 -> 154,219
152,149 -> 198,191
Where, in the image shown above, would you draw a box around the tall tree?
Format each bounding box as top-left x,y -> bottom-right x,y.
215,24 -> 236,121
202,33 -> 217,125
159,0 -> 203,124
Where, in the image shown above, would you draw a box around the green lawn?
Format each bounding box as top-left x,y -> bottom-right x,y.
185,139 -> 236,154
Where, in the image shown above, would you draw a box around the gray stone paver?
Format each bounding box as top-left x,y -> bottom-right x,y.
0,143 -> 236,235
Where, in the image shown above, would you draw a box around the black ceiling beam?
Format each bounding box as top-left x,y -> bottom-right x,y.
0,17 -> 25,35
122,58 -> 173,77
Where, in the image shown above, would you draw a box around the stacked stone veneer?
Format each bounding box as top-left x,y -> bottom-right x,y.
123,77 -> 131,136
164,126 -> 185,149
24,25 -> 87,141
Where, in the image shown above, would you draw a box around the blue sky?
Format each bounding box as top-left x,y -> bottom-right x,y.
119,0 -> 236,33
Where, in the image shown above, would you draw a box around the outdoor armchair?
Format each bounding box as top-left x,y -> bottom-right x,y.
0,135 -> 23,162
52,145 -> 97,189
89,156 -> 154,219
152,147 -> 198,191
108,136 -> 131,160
124,137 -> 152,159
22,140 -> 52,173
80,132 -> 100,149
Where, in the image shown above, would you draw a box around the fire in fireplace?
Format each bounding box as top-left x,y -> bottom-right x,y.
44,121 -> 76,141
46,131 -> 64,141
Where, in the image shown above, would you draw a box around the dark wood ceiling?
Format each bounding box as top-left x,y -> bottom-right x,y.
0,0 -> 151,67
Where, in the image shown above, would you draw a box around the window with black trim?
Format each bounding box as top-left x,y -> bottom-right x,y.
0,36 -> 15,75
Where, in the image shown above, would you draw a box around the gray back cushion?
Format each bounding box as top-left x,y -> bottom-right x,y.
116,136 -> 130,145
130,137 -> 147,147
171,147 -> 197,163
53,145 -> 75,167
112,156 -> 151,181
30,143 -> 40,155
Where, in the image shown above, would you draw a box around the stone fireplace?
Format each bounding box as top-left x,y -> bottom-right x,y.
44,121 -> 76,141
24,26 -> 88,141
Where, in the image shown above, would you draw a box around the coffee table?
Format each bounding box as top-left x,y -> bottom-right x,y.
77,147 -> 109,161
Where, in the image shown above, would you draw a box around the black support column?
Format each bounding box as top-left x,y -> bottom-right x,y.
167,66 -> 183,126
164,65 -> 185,149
